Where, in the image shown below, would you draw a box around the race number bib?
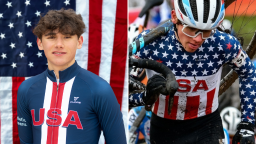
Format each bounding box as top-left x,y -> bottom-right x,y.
232,49 -> 246,67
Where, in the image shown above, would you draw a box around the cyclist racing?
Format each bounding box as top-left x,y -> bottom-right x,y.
129,0 -> 256,143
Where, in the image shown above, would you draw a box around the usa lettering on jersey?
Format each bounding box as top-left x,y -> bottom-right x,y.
31,108 -> 83,129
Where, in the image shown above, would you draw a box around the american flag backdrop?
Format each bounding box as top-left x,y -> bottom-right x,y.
0,0 -> 128,144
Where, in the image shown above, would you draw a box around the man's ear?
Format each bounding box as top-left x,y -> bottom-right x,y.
37,38 -> 43,50
77,35 -> 83,49
171,10 -> 178,24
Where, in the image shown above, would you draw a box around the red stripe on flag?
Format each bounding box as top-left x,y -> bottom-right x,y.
166,96 -> 179,119
87,0 -> 103,75
46,82 -> 65,144
205,88 -> 216,115
184,96 -> 200,120
12,77 -> 25,144
109,0 -> 127,108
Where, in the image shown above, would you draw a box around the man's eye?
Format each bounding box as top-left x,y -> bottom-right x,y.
65,36 -> 71,39
47,36 -> 55,39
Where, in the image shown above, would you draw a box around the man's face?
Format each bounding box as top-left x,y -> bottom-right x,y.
37,30 -> 83,70
171,10 -> 205,53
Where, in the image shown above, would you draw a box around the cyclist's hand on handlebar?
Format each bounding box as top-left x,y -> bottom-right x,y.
143,74 -> 166,109
232,122 -> 255,144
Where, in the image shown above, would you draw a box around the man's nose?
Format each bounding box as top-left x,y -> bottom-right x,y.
55,37 -> 64,48
193,33 -> 203,43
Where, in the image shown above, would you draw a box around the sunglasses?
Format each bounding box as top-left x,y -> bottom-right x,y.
180,22 -> 216,39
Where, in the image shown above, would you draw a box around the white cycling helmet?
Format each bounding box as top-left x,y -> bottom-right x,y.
128,23 -> 140,45
174,0 -> 225,30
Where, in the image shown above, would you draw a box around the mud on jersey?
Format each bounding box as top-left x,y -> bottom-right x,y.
17,62 -> 126,144
129,27 -> 256,124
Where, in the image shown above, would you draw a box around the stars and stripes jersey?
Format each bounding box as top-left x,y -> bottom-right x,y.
17,62 -> 126,144
129,27 -> 256,124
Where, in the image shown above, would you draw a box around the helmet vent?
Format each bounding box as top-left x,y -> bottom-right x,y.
203,0 -> 210,23
189,0 -> 198,21
212,0 -> 221,23
178,0 -> 187,16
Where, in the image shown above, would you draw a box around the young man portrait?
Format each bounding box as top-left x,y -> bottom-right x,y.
17,9 -> 126,144
129,0 -> 256,143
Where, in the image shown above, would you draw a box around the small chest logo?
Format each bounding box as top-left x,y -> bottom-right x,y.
70,97 -> 81,104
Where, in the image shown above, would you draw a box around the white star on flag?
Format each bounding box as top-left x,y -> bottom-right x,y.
242,110 -> 247,115
19,52 -> 25,58
143,49 -> 148,56
6,1 -> 12,8
64,0 -> 70,5
159,42 -> 165,49
168,44 -> 173,50
246,83 -> 252,88
217,43 -> 223,51
171,53 -> 178,59
241,90 -> 245,95
1,53 -> 7,59
181,53 -> 188,60
166,60 -> 172,67
202,69 -> 208,75
250,90 -> 256,96
0,33 -> 5,39
213,53 -> 219,59
141,31 -> 146,36
199,46 -> 204,52
217,59 -> 223,65
210,36 -> 216,42
219,35 -> 225,40
208,45 -> 214,51
11,62 -> 17,68
191,69 -> 198,75
35,11 -> 41,17
16,11 -> 22,17
197,62 -> 203,68
248,104 -> 253,109
25,20 -> 32,27
186,62 -> 193,68
28,62 -> 34,68
37,52 -> 42,57
207,61 -> 214,67
162,51 -> 169,58
172,69 -> 177,75
136,51 -> 141,57
244,97 -> 250,102
212,68 -> 217,74
176,61 -> 183,67
10,43 -> 15,49
18,32 -> 23,38
44,0 -> 50,7
153,49 -> 159,56
25,0 -> 30,6
8,23 -> 14,29
181,70 -> 187,75
192,54 -> 198,60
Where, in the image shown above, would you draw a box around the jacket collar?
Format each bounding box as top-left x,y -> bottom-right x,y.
45,61 -> 81,83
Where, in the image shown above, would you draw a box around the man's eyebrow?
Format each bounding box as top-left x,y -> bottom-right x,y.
44,32 -> 56,36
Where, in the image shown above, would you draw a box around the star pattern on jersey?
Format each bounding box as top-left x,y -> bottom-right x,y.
130,28 -> 256,124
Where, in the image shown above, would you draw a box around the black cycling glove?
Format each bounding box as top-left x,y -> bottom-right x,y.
232,122 -> 255,144
143,74 -> 167,110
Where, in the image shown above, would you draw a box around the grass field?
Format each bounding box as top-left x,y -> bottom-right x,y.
225,16 -> 256,51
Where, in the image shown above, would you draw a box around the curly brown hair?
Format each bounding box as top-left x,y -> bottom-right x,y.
33,8 -> 86,39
